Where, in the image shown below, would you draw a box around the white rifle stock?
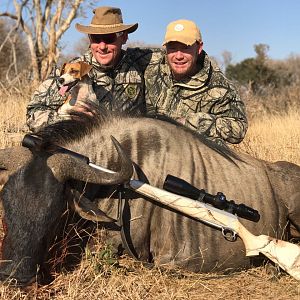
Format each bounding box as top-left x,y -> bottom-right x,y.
129,179 -> 300,281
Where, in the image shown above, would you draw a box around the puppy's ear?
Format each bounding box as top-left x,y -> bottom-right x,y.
79,61 -> 93,78
60,63 -> 67,76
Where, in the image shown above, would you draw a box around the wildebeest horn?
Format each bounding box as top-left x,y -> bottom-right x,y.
47,136 -> 133,184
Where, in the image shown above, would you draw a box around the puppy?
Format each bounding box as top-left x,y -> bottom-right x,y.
58,61 -> 92,94
58,61 -> 96,115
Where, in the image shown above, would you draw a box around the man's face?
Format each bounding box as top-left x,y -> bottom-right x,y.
166,41 -> 203,80
89,32 -> 128,67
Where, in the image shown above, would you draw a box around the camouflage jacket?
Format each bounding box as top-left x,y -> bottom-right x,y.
27,47 -> 247,145
26,48 -> 154,132
144,50 -> 248,145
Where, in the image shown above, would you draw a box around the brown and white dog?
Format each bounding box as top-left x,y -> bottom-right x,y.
58,61 -> 96,115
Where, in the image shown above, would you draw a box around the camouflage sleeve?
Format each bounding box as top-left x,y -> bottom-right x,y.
143,48 -> 166,113
26,67 -> 69,132
185,83 -> 248,145
127,47 -> 164,73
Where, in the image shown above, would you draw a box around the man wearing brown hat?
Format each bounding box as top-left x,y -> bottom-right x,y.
26,6 -> 156,132
145,19 -> 248,146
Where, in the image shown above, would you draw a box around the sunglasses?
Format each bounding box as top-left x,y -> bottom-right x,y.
89,32 -> 123,44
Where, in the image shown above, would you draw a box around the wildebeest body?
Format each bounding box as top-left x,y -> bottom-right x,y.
0,112 -> 299,284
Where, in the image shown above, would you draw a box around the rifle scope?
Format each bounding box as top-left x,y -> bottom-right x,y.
163,174 -> 260,222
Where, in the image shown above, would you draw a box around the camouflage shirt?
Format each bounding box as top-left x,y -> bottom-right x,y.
26,48 -> 154,132
144,50 -> 248,145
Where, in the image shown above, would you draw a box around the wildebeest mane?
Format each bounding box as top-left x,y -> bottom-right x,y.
35,105 -> 113,147
35,103 -> 241,163
147,113 -> 241,163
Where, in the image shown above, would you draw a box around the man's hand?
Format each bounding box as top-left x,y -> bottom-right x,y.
71,101 -> 96,117
58,79 -> 97,118
58,98 -> 95,117
175,117 -> 186,125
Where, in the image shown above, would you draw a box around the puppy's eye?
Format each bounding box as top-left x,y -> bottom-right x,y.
70,69 -> 79,75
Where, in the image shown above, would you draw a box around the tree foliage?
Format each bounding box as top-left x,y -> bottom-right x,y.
225,43 -> 282,93
0,20 -> 30,85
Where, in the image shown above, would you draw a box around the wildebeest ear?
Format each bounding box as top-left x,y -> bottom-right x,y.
79,61 -> 92,78
68,188 -> 115,222
60,63 -> 67,76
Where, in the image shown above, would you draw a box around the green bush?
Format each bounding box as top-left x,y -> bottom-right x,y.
225,44 -> 292,94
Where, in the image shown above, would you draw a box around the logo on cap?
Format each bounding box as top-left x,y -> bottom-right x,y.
174,24 -> 184,31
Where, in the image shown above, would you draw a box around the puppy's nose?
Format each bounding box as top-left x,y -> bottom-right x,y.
58,77 -> 65,84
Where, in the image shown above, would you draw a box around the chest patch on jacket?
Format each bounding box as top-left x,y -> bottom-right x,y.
125,85 -> 138,98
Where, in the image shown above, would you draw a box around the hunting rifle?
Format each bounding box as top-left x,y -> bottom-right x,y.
22,134 -> 300,280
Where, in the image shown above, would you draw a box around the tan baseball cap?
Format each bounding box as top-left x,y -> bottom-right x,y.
163,19 -> 202,46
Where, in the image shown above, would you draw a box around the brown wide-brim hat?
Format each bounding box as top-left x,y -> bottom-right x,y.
76,6 -> 138,35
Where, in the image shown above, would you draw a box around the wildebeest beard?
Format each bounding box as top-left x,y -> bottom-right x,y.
0,105 -> 300,286
0,155 -> 66,285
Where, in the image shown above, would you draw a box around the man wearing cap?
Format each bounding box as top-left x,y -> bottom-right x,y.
145,20 -> 248,146
26,6 -> 157,132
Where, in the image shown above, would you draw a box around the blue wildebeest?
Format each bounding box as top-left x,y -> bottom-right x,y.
0,111 -> 299,286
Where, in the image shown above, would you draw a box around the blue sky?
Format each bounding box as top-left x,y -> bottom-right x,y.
2,0 -> 300,63
62,0 -> 300,63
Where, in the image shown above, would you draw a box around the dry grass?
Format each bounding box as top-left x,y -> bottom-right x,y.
233,109 -> 300,165
1,258 -> 299,299
0,88 -> 300,299
0,86 -> 31,148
